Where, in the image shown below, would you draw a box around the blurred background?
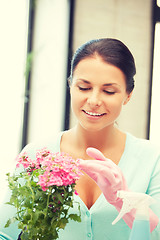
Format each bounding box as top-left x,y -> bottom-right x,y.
0,0 -> 160,203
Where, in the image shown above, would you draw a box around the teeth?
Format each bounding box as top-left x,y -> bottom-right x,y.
85,110 -> 103,116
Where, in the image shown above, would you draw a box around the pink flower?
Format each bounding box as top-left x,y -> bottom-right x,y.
16,152 -> 33,169
74,190 -> 79,195
16,148 -> 83,191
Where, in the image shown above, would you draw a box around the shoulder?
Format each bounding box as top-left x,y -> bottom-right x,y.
21,131 -> 65,158
121,133 -> 160,189
126,132 -> 159,151
125,132 -> 160,162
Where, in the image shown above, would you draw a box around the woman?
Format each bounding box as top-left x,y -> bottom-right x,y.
1,38 -> 160,239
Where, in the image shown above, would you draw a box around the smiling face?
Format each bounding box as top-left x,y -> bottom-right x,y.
70,56 -> 132,132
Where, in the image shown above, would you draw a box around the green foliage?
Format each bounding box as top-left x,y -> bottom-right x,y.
24,51 -> 34,80
5,170 -> 81,240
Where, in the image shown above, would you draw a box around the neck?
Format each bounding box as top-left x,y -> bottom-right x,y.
72,124 -> 120,151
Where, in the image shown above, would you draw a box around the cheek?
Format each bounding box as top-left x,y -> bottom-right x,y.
70,91 -> 83,113
105,95 -> 124,106
105,96 -> 124,115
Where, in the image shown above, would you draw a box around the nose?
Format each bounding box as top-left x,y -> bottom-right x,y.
87,89 -> 102,108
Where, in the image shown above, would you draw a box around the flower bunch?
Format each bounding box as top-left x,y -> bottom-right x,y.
5,148 -> 82,240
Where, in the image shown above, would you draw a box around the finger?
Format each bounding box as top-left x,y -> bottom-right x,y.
79,159 -> 110,169
79,159 -> 116,171
86,147 -> 116,167
86,147 -> 106,161
79,159 -> 116,184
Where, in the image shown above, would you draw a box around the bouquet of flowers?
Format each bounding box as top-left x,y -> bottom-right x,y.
5,148 -> 83,240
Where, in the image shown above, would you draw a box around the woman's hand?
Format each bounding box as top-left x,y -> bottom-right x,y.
79,147 -> 128,205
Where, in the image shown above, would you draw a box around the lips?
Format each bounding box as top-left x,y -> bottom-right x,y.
83,110 -> 106,117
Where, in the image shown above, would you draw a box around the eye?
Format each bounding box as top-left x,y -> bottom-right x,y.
103,90 -> 116,95
78,86 -> 91,91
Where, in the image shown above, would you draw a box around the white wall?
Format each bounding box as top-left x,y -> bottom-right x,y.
0,0 -> 29,202
27,0 -> 70,143
70,0 -> 153,139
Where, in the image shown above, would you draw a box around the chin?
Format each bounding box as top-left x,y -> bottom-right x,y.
79,123 -> 108,133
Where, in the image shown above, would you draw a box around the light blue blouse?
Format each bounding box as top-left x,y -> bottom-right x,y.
0,132 -> 160,240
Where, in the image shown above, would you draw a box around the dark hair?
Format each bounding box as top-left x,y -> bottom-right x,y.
70,38 -> 136,93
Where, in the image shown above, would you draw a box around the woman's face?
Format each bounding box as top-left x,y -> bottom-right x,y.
70,56 -> 132,132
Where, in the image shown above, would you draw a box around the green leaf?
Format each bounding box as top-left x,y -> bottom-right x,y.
68,214 -> 81,222
57,217 -> 68,229
23,198 -> 33,208
5,201 -> 14,206
4,217 -> 17,228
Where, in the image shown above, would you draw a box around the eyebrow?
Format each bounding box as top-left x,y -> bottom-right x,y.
76,79 -> 120,87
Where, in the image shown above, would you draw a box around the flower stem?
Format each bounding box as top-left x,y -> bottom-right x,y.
27,178 -> 35,220
45,191 -> 51,217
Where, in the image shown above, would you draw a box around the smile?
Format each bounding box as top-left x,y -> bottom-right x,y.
83,110 -> 106,116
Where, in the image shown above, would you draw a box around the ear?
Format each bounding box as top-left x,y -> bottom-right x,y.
67,77 -> 72,95
68,76 -> 71,87
123,91 -> 133,105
